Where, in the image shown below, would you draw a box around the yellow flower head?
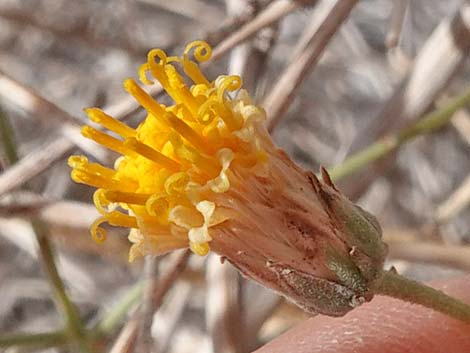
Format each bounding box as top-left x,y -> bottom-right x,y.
69,40 -> 388,316
69,41 -> 273,261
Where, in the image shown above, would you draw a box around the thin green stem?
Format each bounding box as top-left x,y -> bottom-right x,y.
94,281 -> 144,335
33,220 -> 94,353
375,271 -> 470,324
0,111 -> 93,352
0,330 -> 68,348
329,88 -> 470,181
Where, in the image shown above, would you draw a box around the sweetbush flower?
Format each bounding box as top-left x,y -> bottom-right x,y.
69,41 -> 388,316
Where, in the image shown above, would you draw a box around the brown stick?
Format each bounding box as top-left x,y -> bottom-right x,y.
350,5 -> 470,154
342,5 -> 470,199
264,0 -> 359,131
211,0 -> 300,61
206,255 -> 244,353
108,250 -> 190,353
0,137 -> 72,198
136,256 -> 159,353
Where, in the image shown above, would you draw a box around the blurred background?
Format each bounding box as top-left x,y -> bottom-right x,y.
0,0 -> 469,352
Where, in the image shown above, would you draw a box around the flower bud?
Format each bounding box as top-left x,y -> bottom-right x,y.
209,158 -> 388,317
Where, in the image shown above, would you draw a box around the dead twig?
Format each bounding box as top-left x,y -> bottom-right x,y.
0,71 -> 83,126
342,4 -> 470,198
137,256 -> 159,353
108,250 -> 190,353
451,109 -> 470,145
109,318 -> 139,353
385,0 -> 408,49
205,255 -> 244,353
387,238 -> 470,271
0,71 -> 108,161
242,285 -> 283,351
0,69 -> 165,197
0,137 -> 73,198
350,5 -> 470,154
211,0 -> 301,61
136,0 -> 224,27
435,174 -> 470,224
0,7 -> 147,57
264,0 -> 359,131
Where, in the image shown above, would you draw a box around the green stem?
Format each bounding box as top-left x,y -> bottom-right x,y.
0,103 -> 93,352
0,331 -> 68,348
329,88 -> 470,181
375,271 -> 470,324
94,281 -> 144,335
33,220 -> 94,353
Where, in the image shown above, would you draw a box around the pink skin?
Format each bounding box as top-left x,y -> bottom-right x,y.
255,275 -> 470,353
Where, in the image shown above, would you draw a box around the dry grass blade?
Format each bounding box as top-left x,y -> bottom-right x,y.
0,137 -> 72,198
137,256 -> 159,353
211,0 -> 300,61
0,73 -> 164,197
451,109 -> 470,145
109,318 -> 139,353
206,255 -> 244,353
152,250 -> 191,309
0,7 -> 147,57
205,2 -> 263,47
387,238 -> 470,271
152,282 -> 191,352
350,4 -> 470,154
0,191 -> 52,217
0,71 -> 82,126
242,287 -> 283,351
435,174 -> 470,224
385,0 -> 408,48
108,250 -> 190,353
0,71 -> 108,162
0,192 -> 98,227
341,5 -> 470,198
265,0 -> 359,131
136,0 -> 223,26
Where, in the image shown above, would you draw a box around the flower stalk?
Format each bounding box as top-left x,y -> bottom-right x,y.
374,270 -> 470,324
0,330 -> 68,348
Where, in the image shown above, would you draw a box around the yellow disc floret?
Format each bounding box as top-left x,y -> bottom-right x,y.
69,41 -> 271,261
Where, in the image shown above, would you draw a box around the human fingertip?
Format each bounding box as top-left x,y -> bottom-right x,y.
255,276 -> 470,353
